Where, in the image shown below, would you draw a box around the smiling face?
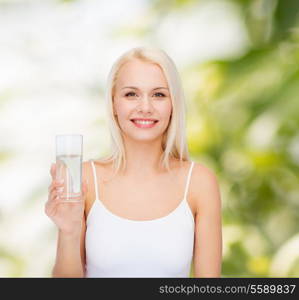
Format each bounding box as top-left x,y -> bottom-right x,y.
113,59 -> 173,142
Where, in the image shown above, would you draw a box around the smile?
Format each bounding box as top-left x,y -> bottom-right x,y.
130,119 -> 159,128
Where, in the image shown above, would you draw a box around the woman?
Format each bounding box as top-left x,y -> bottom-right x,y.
46,46 -> 222,278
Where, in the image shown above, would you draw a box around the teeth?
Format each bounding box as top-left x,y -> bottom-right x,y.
134,120 -> 155,124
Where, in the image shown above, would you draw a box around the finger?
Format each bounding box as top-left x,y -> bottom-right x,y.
48,190 -> 59,202
45,197 -> 59,217
50,180 -> 64,188
50,163 -> 56,179
49,188 -> 65,202
48,181 -> 64,193
46,190 -> 66,211
45,196 -> 66,217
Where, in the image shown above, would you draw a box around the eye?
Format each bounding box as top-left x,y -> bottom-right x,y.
154,92 -> 165,97
125,92 -> 137,97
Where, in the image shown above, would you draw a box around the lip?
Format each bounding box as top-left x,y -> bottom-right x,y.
130,118 -> 158,122
130,119 -> 159,129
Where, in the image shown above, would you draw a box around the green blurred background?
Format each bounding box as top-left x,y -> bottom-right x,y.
0,0 -> 298,277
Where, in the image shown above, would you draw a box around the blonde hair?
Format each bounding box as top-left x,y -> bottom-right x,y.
98,46 -> 190,176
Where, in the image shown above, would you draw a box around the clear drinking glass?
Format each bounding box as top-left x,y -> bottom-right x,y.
55,134 -> 83,202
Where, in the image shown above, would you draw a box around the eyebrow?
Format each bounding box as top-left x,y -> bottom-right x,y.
121,86 -> 169,90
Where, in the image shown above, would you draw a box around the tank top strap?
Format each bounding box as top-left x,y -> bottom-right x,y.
183,161 -> 195,200
89,159 -> 99,200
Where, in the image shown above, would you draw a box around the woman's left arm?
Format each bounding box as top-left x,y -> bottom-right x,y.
192,164 -> 223,277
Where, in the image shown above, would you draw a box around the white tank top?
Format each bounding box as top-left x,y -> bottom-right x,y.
85,160 -> 195,277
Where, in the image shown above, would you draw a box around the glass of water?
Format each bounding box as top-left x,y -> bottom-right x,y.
55,134 -> 83,202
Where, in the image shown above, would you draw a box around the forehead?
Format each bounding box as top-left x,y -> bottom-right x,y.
116,60 -> 168,88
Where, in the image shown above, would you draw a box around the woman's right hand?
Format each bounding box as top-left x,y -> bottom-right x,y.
45,163 -> 88,235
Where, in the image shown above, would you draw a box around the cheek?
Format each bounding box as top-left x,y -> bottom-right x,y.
114,100 -> 130,116
160,102 -> 172,118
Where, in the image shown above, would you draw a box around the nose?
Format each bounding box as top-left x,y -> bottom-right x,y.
136,95 -> 154,113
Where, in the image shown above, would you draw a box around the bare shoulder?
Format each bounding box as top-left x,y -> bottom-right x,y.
191,162 -> 222,212
192,162 -> 219,185
81,159 -> 106,192
82,159 -> 107,179
81,159 -> 110,209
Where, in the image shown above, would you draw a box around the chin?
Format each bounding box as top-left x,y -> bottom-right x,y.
126,132 -> 163,142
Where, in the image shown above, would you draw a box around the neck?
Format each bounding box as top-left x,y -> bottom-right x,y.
120,138 -> 165,178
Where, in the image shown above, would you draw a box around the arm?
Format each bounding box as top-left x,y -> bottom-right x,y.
193,164 -> 223,277
52,217 -> 86,278
50,162 -> 89,278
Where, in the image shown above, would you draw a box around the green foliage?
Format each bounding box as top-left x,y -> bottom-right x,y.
154,0 -> 299,277
1,0 -> 298,277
